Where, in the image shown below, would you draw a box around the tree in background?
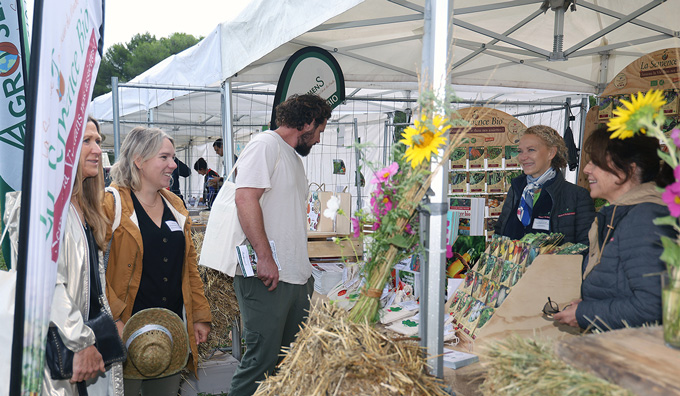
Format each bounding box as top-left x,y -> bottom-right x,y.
93,32 -> 201,97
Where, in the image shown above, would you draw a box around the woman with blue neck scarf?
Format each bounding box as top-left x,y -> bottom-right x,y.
494,125 -> 594,244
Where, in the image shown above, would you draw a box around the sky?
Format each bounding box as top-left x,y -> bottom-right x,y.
26,0 -> 251,51
102,0 -> 251,50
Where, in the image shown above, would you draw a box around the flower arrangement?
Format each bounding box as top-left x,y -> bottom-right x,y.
324,91 -> 468,324
606,89 -> 680,346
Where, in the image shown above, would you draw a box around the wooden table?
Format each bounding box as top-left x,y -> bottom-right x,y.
556,326 -> 680,396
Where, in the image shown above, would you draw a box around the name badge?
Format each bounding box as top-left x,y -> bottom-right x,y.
532,218 -> 550,231
165,220 -> 182,232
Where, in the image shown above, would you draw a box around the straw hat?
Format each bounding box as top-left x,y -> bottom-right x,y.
122,308 -> 189,379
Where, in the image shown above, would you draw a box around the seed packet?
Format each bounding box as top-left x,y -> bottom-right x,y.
483,255 -> 496,277
461,299 -> 485,336
450,146 -> 468,169
490,259 -> 503,284
469,171 -> 486,193
454,294 -> 474,326
474,306 -> 495,334
461,270 -> 477,295
598,96 -> 613,121
499,260 -> 515,287
470,272 -> 484,299
472,253 -> 488,273
486,170 -> 504,193
477,276 -> 492,302
487,195 -> 505,217
495,285 -> 511,308
504,145 -> 520,167
449,171 -> 467,194
469,146 -> 485,169
486,146 -> 503,168
485,280 -> 499,307
509,263 -> 523,287
447,290 -> 467,315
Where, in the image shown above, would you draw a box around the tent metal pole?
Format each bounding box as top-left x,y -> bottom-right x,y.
353,118 -> 362,211
222,79 -> 235,180
112,76 -> 121,161
419,0 -> 451,379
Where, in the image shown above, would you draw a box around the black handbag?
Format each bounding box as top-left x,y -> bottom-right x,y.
45,225 -> 126,381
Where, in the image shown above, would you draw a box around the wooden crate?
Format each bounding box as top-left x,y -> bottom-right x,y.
307,232 -> 362,260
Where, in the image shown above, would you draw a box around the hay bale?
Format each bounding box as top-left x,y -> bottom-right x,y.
479,335 -> 634,396
193,231 -> 241,358
254,302 -> 450,396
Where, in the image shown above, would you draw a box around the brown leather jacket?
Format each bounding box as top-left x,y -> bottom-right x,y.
103,184 -> 211,376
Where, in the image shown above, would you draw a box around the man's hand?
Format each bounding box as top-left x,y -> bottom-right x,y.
257,255 -> 279,291
71,344 -> 105,383
194,322 -> 211,344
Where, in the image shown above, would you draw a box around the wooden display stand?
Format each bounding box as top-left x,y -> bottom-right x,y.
307,231 -> 362,260
473,253 -> 583,347
444,253 -> 583,396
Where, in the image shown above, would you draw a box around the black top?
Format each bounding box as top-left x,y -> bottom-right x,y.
84,223 -> 100,319
494,169 -> 595,245
170,158 -> 191,196
130,192 -> 185,318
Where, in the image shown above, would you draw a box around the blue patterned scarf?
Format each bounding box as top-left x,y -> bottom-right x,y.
517,167 -> 556,226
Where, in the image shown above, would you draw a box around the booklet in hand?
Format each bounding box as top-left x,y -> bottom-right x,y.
236,241 -> 281,277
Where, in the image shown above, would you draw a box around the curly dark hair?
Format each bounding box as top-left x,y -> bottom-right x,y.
275,94 -> 332,130
584,126 -> 674,187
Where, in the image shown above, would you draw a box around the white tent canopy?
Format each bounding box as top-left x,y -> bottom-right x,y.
90,0 -> 680,203
92,0 -> 680,142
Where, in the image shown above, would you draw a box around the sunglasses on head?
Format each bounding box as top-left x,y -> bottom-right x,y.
542,297 -> 561,318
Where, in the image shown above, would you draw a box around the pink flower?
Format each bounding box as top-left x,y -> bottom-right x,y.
662,179 -> 680,217
370,162 -> 399,184
405,223 -> 414,235
672,129 -> 680,147
372,221 -> 381,231
446,244 -> 453,259
351,217 -> 361,238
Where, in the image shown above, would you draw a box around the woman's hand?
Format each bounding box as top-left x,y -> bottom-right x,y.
194,322 -> 211,345
115,319 -> 124,339
71,344 -> 105,383
553,299 -> 582,328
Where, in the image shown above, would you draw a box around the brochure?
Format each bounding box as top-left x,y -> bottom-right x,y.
235,240 -> 281,277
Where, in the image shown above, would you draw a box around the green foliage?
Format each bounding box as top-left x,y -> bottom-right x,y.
0,250 -> 6,271
94,32 -> 202,97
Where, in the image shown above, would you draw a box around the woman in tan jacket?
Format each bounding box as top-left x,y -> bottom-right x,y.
104,126 -> 211,395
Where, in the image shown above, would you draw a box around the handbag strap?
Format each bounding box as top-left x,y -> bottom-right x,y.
84,223 -> 105,315
228,131 -> 282,180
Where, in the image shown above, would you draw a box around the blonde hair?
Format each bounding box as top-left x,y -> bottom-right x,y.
520,125 -> 568,169
72,116 -> 109,250
110,126 -> 174,191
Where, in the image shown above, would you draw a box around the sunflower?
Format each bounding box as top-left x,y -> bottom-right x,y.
399,114 -> 448,168
607,90 -> 666,140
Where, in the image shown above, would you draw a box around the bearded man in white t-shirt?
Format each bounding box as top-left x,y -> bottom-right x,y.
229,94 -> 332,396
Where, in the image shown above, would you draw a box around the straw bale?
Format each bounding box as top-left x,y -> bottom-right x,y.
479,335 -> 634,396
192,231 -> 241,359
253,302 -> 450,396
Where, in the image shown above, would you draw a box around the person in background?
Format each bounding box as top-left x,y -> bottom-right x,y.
554,127 -> 676,330
169,157 -> 191,203
42,116 -> 123,395
213,138 -> 224,157
494,125 -> 594,244
104,126 -> 211,395
229,94 -> 332,396
193,157 -> 220,207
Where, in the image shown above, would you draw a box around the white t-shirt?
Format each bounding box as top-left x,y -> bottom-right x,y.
235,131 -> 311,285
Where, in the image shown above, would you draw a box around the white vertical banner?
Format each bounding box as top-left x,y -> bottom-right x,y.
0,0 -> 29,266
19,0 -> 103,392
